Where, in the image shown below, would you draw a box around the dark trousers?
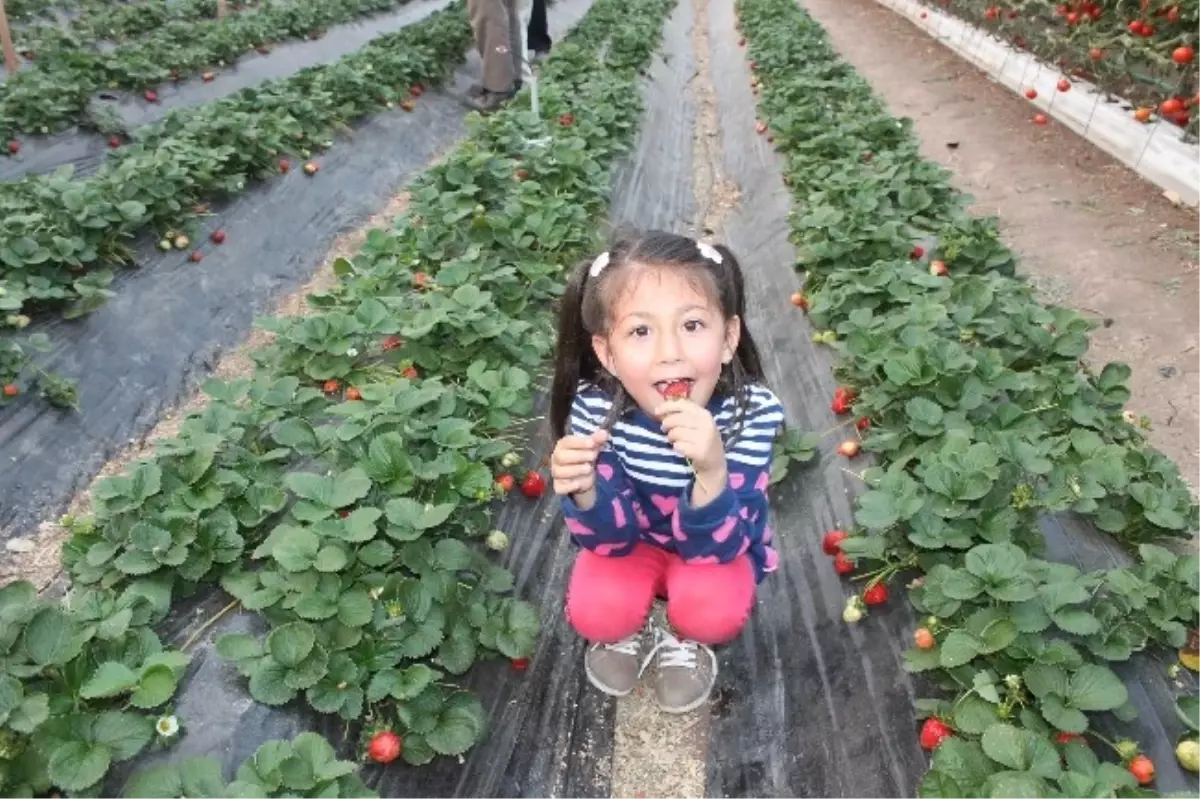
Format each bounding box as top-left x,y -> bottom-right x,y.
527,0 -> 551,54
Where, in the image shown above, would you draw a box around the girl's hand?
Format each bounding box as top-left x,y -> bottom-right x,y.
551,429 -> 610,505
655,399 -> 727,484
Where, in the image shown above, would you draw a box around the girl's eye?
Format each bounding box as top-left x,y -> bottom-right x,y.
683,319 -> 706,333
629,325 -> 650,338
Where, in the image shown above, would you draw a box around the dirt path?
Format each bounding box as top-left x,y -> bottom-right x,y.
798,0 -> 1200,492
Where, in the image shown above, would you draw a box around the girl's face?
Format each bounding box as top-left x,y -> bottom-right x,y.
591,266 -> 740,416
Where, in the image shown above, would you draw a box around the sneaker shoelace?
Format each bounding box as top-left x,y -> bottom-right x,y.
642,624 -> 699,671
602,634 -> 642,657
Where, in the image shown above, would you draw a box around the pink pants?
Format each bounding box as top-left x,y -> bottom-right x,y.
565,542 -> 757,645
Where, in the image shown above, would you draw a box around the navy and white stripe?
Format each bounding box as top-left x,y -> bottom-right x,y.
568,383 -> 784,488
560,381 -> 785,583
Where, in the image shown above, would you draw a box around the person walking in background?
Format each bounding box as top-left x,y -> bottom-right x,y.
466,0 -> 531,112
527,0 -> 551,62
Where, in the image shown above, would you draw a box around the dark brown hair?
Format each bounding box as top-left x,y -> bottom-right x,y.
549,229 -> 768,441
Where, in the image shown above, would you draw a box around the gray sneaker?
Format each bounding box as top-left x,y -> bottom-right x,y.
648,624 -> 717,714
584,631 -> 645,696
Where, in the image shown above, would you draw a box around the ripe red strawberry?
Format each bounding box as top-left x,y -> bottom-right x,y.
412,272 -> 430,289
790,292 -> 808,309
2,384 -> 18,397
367,730 -> 402,764
833,553 -> 854,575
822,529 -> 847,555
346,387 -> 362,401
189,251 -> 203,263
511,657 -> 531,672
863,582 -> 889,605
1032,113 -> 1049,125
920,718 -> 953,751
401,365 -> 419,379
144,90 -> 158,102
495,473 -> 515,492
831,397 -> 849,414
323,379 -> 340,393
929,260 -> 948,277
1057,78 -> 1071,92
1056,732 -> 1086,746
662,380 -> 691,399
210,229 -> 226,244
520,471 -> 546,498
856,417 -> 870,431
108,135 -> 121,149
280,159 -> 290,173
411,85 -> 424,97
515,168 -> 529,180
6,140 -> 19,154
910,245 -> 924,260
1127,754 -> 1154,785
381,334 -> 402,351
558,113 -> 575,127
914,628 -> 935,649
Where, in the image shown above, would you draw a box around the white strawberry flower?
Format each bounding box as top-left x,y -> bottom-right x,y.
346,347 -> 359,358
156,715 -> 180,738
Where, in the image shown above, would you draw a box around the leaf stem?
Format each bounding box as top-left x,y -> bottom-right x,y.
180,598 -> 240,652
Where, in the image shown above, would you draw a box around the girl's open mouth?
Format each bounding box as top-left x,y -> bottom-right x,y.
654,378 -> 694,399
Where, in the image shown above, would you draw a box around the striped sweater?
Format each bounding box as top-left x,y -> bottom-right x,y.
560,381 -> 785,582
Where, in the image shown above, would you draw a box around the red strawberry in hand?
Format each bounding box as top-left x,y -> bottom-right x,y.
662,380 -> 691,400
519,471 -> 546,498
920,718 -> 953,751
367,730 -> 402,764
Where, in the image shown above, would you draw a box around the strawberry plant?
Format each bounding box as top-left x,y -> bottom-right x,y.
918,0 -> 1198,134
0,2 -> 473,329
0,0 -> 429,139
122,731 -> 376,798
736,0 -> 1199,794
0,0 -> 676,791
0,579 -> 186,795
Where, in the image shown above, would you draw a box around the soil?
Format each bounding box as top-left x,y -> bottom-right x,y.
798,0 -> 1200,494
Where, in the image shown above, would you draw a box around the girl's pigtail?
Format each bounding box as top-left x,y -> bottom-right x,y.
712,242 -> 767,385
711,242 -> 771,444
549,258 -> 597,440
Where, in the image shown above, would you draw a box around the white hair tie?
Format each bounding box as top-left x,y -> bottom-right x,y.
697,242 -> 723,264
589,251 -> 610,278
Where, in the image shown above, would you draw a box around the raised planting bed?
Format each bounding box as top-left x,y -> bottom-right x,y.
0,0 -> 679,793
878,0 -> 1200,205
0,0 -> 473,403
905,0 -> 1197,132
0,0 -> 427,139
736,0 -> 1200,793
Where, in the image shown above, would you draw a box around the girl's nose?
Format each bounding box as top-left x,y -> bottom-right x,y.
655,330 -> 683,363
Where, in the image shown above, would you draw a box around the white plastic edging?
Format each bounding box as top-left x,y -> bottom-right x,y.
874,0 -> 1200,207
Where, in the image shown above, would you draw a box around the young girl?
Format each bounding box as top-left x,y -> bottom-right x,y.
548,230 -> 784,714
